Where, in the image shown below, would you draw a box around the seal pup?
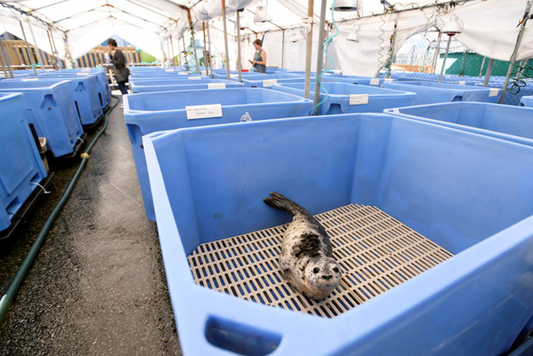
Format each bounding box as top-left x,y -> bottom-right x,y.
264,192 -> 342,300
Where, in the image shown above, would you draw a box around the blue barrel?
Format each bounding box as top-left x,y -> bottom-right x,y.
143,113 -> 533,356
60,69 -> 110,109
384,81 -> 501,104
0,80 -> 84,158
271,82 -> 416,114
0,93 -> 47,232
124,88 -> 313,221
18,75 -> 103,127
521,95 -> 533,107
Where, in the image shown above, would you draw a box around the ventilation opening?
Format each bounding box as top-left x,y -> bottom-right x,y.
75,101 -> 81,122
6,197 -> 21,218
328,103 -> 343,114
98,93 -> 103,107
452,95 -> 463,102
205,317 -> 281,356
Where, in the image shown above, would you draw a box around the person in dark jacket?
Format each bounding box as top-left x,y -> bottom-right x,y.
107,38 -> 130,96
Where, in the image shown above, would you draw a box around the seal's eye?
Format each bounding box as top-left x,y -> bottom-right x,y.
313,268 -> 320,274
333,267 -> 339,273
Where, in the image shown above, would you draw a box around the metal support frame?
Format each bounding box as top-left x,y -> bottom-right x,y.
202,22 -> 209,77
0,36 -> 15,78
19,20 -> 38,75
304,0 -> 315,99
187,9 -> 200,74
478,56 -> 486,77
313,0 -> 328,114
221,0 -> 231,79
483,58 -> 494,87
500,0 -> 532,104
170,35 -> 176,67
281,30 -> 285,68
166,37 -> 172,67
438,35 -> 452,83
206,21 -> 215,78
46,28 -> 58,70
26,18 -> 46,73
431,31 -> 442,74
48,26 -> 61,69
182,37 -> 188,71
236,11 -> 242,82
176,36 -> 181,68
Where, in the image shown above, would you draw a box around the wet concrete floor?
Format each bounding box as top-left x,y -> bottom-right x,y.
0,95 -> 181,355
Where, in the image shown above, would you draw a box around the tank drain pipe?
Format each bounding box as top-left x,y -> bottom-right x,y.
0,94 -> 121,325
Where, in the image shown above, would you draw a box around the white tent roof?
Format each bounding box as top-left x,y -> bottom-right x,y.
1,0 -> 531,76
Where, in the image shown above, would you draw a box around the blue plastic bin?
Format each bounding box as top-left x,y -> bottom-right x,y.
384,81 -> 501,105
0,93 -> 47,232
385,102 -> 533,147
60,69 -> 110,109
521,95 -> 533,107
129,79 -> 242,93
271,82 -> 416,114
124,88 -> 313,221
143,113 -> 533,356
20,75 -> 103,126
0,80 -> 84,158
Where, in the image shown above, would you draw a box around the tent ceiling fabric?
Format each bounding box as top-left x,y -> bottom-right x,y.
0,0 -> 531,75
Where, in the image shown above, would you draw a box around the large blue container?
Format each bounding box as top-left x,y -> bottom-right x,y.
129,79 -> 242,93
61,69 -> 110,109
384,81 -> 501,105
521,95 -> 533,107
124,88 -> 313,221
0,93 -> 47,232
20,75 -> 103,127
143,113 -> 533,356
271,82 -> 416,114
0,80 -> 84,158
385,102 -> 533,147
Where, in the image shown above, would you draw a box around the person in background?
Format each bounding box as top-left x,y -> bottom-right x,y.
250,39 -> 267,73
107,38 -> 130,106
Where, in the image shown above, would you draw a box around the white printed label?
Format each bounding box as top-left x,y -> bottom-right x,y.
188,76 -> 202,80
201,71 -> 207,75
458,81 -> 466,85
22,78 -> 39,81
76,72 -> 90,76
489,88 -> 500,97
323,73 -> 332,76
165,69 -> 174,72
349,94 -> 369,105
81,68 -> 91,72
263,79 -> 277,87
370,78 -> 380,86
178,72 -> 188,75
384,78 -> 393,83
332,70 -> 342,75
186,104 -> 223,120
208,83 -> 226,89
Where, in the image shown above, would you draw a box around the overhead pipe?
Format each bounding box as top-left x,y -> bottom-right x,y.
236,11 -> 242,82
187,9 -> 201,74
313,0 -> 328,113
221,0 -> 231,79
19,20 -> 38,75
304,0 -> 315,99
0,36 -> 15,78
499,0 -> 532,103
206,21 -> 215,78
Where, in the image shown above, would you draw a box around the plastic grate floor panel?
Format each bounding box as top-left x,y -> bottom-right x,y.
187,204 -> 454,318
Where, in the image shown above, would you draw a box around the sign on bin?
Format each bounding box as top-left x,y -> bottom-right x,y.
178,72 -> 188,75
385,78 -> 394,83
263,79 -> 278,87
76,72 -> 90,76
21,78 -> 39,82
459,81 -> 466,85
370,78 -> 380,86
489,88 -> 500,97
165,69 -> 174,72
185,104 -> 223,120
208,83 -> 226,89
349,94 -> 369,105
189,76 -> 202,80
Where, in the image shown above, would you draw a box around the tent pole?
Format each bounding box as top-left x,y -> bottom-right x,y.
236,11 -> 242,82
431,31 -> 442,74
221,0 -> 231,79
49,27 -> 62,69
478,56 -> 486,77
500,0 -> 532,103
19,20 -> 38,75
206,21 -> 215,78
483,58 -> 494,87
202,22 -> 209,77
313,0 -> 328,114
438,35 -> 452,83
281,30 -> 285,68
0,36 -> 15,78
46,28 -> 58,70
182,37 -> 188,71
304,0 -> 315,99
187,9 -> 200,75
170,35 -> 177,67
166,37 -> 172,67
27,18 -> 46,73
176,35 -> 181,67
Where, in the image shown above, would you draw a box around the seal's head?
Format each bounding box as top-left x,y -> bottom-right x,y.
303,257 -> 342,300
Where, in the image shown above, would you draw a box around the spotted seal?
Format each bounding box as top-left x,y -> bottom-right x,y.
264,192 -> 342,300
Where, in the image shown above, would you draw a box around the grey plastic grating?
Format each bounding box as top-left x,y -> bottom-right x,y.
188,204 -> 454,318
